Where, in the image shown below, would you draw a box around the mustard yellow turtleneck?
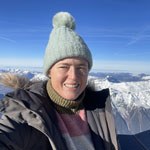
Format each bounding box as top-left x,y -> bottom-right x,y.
46,80 -> 85,114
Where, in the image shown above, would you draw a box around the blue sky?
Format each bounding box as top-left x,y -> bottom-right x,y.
0,0 -> 150,73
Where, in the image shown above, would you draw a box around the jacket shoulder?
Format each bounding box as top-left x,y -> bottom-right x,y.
0,80 -> 48,114
84,87 -> 110,110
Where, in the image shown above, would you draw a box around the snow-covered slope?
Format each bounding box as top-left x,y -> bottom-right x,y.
91,77 -> 150,134
0,69 -> 150,135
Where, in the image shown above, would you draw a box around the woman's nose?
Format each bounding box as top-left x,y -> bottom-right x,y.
68,67 -> 78,80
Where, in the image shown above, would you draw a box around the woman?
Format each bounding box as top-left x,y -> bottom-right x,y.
0,12 -> 119,150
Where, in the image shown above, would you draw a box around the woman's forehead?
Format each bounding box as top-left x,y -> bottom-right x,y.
56,57 -> 88,65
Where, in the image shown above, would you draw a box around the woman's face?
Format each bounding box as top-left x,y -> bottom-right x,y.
48,58 -> 89,100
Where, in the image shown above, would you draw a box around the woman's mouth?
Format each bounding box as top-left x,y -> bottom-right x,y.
64,84 -> 79,88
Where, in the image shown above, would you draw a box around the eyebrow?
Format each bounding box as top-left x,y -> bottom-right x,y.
58,62 -> 88,67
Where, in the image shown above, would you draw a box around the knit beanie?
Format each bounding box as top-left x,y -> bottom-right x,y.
43,12 -> 93,76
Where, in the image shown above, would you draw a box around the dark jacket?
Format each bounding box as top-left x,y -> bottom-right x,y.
0,75 -> 119,150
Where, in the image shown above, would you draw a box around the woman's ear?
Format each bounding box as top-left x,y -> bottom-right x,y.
48,69 -> 51,79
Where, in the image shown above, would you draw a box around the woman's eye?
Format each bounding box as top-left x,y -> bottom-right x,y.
79,67 -> 87,71
59,66 -> 68,69
78,67 -> 88,74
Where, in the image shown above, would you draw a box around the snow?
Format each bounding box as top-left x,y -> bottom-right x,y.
142,76 -> 150,80
94,79 -> 150,117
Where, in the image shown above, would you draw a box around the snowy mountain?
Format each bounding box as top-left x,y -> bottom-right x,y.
0,68 -> 150,135
93,78 -> 150,134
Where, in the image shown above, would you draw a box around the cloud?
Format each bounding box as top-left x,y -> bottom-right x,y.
79,27 -> 137,45
0,35 -> 16,43
92,60 -> 150,74
127,25 -> 150,45
79,26 -> 150,46
113,51 -> 150,57
0,58 -> 43,67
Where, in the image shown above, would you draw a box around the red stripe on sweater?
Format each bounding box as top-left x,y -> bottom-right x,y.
56,109 -> 90,137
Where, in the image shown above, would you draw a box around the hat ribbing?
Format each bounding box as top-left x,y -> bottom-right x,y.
43,12 -> 93,76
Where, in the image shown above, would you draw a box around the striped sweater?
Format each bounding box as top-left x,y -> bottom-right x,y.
56,110 -> 95,150
46,80 -> 95,150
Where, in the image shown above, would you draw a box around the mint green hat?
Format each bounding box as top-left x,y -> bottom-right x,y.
43,12 -> 93,76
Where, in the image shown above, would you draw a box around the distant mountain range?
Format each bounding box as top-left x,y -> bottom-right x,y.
89,72 -> 150,82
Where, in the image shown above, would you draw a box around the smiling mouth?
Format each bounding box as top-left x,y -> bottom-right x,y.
64,84 -> 79,88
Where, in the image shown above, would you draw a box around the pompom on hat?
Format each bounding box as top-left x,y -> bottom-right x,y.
43,12 -> 93,76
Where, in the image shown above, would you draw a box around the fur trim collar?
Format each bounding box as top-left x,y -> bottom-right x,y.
0,73 -> 32,90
